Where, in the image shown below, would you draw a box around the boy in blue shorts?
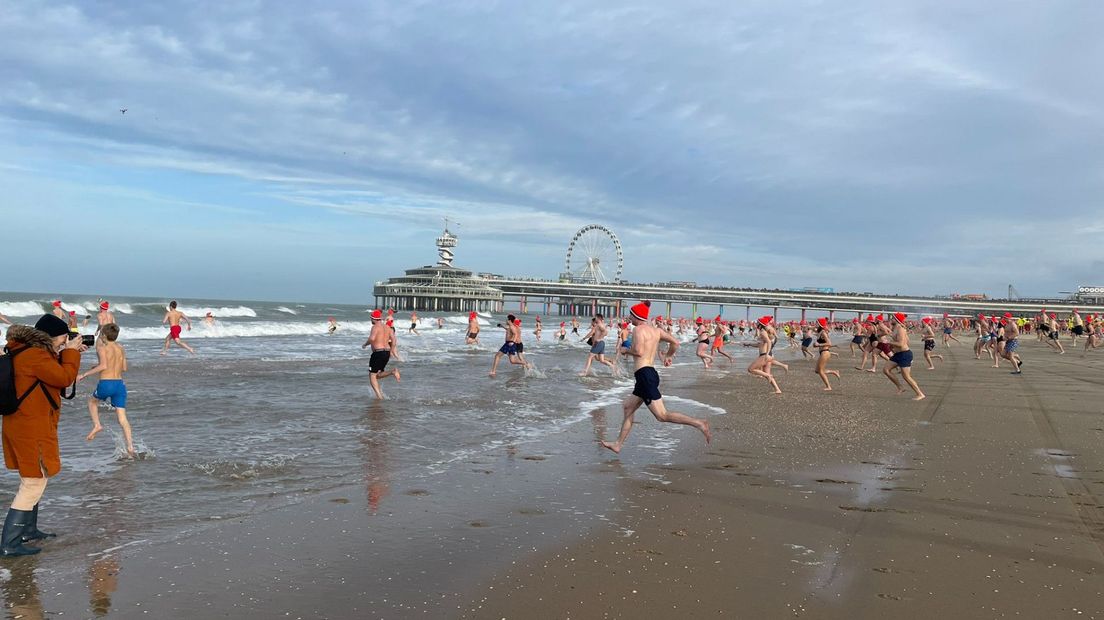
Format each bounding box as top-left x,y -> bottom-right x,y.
77,324 -> 136,457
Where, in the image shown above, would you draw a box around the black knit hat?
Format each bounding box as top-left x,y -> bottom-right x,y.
34,314 -> 70,338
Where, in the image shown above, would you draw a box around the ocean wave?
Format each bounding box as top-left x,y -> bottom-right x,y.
0,301 -> 47,317
275,306 -> 298,315
177,305 -> 257,318
117,320 -> 376,340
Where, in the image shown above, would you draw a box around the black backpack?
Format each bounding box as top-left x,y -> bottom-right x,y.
0,347 -> 58,415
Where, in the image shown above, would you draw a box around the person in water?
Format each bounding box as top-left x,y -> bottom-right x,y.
77,324 -> 137,457
361,310 -> 401,399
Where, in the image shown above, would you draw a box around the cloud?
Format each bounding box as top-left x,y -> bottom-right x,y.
1,0 -> 1102,300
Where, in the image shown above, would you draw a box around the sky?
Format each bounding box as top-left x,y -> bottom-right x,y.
1,0 -> 1102,303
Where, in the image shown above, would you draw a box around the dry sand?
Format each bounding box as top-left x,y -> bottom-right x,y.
463,340 -> 1104,618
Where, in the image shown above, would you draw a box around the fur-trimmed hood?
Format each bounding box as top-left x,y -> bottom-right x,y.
5,324 -> 56,352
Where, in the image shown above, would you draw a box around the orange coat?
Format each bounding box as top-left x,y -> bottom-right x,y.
2,343 -> 80,477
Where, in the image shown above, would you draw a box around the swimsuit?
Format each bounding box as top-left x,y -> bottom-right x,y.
889,350 -> 913,368
801,337 -> 813,348
632,367 -> 662,405
92,379 -> 127,408
515,342 -> 525,354
924,338 -> 935,351
621,338 -> 632,350
590,341 -> 606,355
943,327 -> 953,335
169,325 -> 182,339
1073,325 -> 1085,336
368,350 -> 391,373
466,331 -> 478,339
851,336 -> 864,344
1005,338 -> 1019,353
498,342 -> 518,356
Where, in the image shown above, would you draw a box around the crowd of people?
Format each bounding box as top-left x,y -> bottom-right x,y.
2,296 -> 1099,558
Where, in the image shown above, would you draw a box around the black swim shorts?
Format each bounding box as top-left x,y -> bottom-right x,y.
632,367 -> 662,404
369,350 -> 390,374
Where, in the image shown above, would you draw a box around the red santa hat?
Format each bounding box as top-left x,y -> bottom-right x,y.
629,301 -> 651,322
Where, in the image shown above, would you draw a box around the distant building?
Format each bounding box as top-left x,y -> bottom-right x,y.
1076,286 -> 1104,304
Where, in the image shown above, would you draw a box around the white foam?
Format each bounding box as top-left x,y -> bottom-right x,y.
117,320 -> 376,340
276,306 -> 298,314
177,305 -> 257,318
0,301 -> 46,317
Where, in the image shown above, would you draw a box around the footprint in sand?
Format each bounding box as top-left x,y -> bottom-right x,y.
522,455 -> 547,461
405,489 -> 431,496
329,497 -> 350,504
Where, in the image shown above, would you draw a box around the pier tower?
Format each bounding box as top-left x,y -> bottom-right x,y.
373,222 -> 503,313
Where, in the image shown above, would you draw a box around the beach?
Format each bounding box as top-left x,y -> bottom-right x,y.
0,296 -> 1101,618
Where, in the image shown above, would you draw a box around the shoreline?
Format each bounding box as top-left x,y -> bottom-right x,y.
3,338 -> 1103,617
461,341 -> 1104,618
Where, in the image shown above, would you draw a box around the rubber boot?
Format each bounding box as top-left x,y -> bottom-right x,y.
1,508 -> 41,556
21,504 -> 55,543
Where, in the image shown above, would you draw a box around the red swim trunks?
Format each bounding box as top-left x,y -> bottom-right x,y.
169,325 -> 182,339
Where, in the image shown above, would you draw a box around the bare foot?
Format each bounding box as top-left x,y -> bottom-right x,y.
927,366 -> 935,370
853,366 -> 864,371
488,371 -> 496,377
896,387 -> 905,395
600,440 -> 621,454
86,426 -> 103,441
700,421 -> 712,444
394,369 -> 401,383
127,447 -> 137,458
866,368 -> 876,373
578,371 -> 590,377
823,387 -> 833,391
772,388 -> 782,394
912,394 -> 927,401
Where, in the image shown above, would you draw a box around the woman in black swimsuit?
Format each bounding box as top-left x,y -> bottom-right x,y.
814,318 -> 841,391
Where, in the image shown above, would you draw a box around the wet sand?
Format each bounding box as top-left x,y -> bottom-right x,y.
5,338 -> 1104,618
463,341 -> 1104,618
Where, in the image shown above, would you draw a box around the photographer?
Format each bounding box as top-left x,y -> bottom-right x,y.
1,314 -> 83,557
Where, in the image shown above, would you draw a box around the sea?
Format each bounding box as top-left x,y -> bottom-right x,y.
0,291 -> 745,614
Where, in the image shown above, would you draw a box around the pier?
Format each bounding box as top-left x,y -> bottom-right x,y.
375,226 -> 1104,318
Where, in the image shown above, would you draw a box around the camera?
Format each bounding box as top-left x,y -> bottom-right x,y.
68,333 -> 96,346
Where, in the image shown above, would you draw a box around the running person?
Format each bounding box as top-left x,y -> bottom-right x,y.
599,302 -> 711,454
920,317 -> 944,370
579,314 -> 617,376
409,312 -> 419,335
466,311 -> 481,345
813,317 -> 840,391
76,324 -> 137,457
694,318 -> 713,369
489,315 -> 527,376
361,310 -> 401,399
883,312 -> 925,400
744,316 -> 782,394
160,301 -> 195,355
1002,313 -> 1023,373
941,314 -> 961,346
94,301 -> 115,336
711,318 -> 734,363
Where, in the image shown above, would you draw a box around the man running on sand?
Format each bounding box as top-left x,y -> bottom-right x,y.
920,317 -> 944,370
161,301 -> 195,355
941,314 -> 961,346
77,324 -> 137,457
600,302 -> 711,454
883,312 -> 925,400
361,310 -> 401,398
1001,313 -> 1023,373
579,314 -> 617,376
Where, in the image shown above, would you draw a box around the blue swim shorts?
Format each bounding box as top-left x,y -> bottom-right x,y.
499,342 -> 518,356
92,379 -> 128,408
889,350 -> 914,368
590,341 -> 606,355
1005,339 -> 1019,353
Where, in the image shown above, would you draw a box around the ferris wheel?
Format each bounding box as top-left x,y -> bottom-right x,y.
564,225 -> 623,284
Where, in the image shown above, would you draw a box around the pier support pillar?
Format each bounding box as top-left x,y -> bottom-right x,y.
666,301 -> 673,319
829,310 -> 835,323
692,303 -> 697,318
773,307 -> 778,323
800,308 -> 806,322
719,304 -> 724,318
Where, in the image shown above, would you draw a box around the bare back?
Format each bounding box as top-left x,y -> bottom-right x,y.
367,323 -> 393,350
164,309 -> 185,326
96,341 -> 127,380
627,322 -> 677,370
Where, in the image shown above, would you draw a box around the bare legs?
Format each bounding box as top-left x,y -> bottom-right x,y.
600,395 -> 711,454
161,336 -> 195,355
924,348 -> 944,370
369,368 -> 401,399
86,398 -> 136,456
883,363 -> 925,400
748,355 -> 782,394
815,352 -> 840,390
580,354 -> 618,377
